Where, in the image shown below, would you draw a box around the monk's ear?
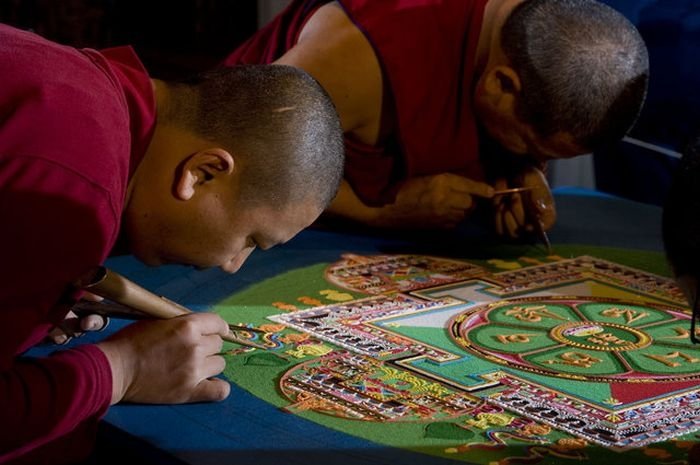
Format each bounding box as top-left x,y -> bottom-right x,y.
174,148 -> 235,201
478,65 -> 522,115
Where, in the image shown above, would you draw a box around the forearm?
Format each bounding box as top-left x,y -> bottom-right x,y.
0,345 -> 112,462
325,179 -> 383,226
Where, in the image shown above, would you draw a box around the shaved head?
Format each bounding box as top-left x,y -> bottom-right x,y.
162,64 -> 344,209
501,0 -> 649,150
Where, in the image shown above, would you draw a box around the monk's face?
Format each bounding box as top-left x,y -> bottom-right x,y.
487,120 -> 584,163
474,97 -> 585,163
472,64 -> 586,163
124,187 -> 322,274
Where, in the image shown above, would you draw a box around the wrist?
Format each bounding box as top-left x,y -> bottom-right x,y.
96,340 -> 133,405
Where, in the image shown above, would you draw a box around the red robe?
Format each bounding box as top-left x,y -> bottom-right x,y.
224,0 -> 488,206
0,25 -> 156,464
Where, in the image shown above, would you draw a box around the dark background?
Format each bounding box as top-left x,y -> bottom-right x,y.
594,0 -> 700,205
0,0 -> 258,79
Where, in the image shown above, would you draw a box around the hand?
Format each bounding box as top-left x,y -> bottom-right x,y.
493,167 -> 556,238
97,313 -> 230,405
47,292 -> 108,344
370,173 -> 495,229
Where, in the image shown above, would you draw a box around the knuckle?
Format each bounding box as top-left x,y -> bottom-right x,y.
429,174 -> 448,190
174,318 -> 199,340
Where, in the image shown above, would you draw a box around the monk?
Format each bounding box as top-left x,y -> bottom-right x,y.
224,0 -> 649,235
0,24 -> 344,464
663,133 -> 700,338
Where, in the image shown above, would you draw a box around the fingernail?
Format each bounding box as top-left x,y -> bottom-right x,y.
96,317 -> 109,331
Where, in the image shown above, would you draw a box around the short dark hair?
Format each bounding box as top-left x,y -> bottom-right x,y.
501,0 -> 649,151
663,134 -> 700,278
163,65 -> 344,208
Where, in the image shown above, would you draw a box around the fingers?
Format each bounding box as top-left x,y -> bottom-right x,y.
431,174 -> 494,219
175,326 -> 229,404
493,179 -> 508,237
503,192 -> 526,237
503,208 -> 520,238
185,312 -> 231,338
426,173 -> 494,199
190,336 -> 229,403
200,333 -> 225,357
519,168 -> 556,231
47,326 -> 74,345
47,311 -> 109,344
527,194 -> 556,231
494,199 -> 504,237
380,173 -> 496,229
446,194 -> 475,212
79,313 -> 109,332
189,377 -> 231,403
81,291 -> 104,302
447,176 -> 495,199
100,315 -> 232,405
494,202 -> 520,238
492,176 -> 546,238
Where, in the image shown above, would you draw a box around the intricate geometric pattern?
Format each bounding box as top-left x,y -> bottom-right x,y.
280,351 -> 480,421
487,372 -> 700,448
449,296 -> 699,382
483,256 -> 686,304
270,293 -> 459,360
268,255 -> 700,449
325,254 -> 486,295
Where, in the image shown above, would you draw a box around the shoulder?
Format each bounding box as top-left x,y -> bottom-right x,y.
0,26 -> 133,211
0,155 -> 120,293
284,2 -> 369,65
0,25 -> 131,141
298,2 -> 354,41
276,2 -> 382,138
0,155 -> 120,238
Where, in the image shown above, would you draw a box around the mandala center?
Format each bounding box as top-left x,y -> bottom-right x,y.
550,321 -> 651,352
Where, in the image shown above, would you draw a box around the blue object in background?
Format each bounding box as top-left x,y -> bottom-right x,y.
595,0 -> 700,205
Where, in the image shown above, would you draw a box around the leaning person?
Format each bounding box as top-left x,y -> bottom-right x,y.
663,133 -> 700,325
0,23 -> 344,464
225,0 -> 649,234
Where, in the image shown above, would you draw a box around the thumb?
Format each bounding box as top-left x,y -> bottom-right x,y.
459,179 -> 495,198
188,378 -> 231,403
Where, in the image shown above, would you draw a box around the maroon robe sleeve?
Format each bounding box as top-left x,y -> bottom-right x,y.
0,156 -> 115,463
0,24 -> 156,464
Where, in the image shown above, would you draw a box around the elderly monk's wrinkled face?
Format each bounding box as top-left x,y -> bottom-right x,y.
475,101 -> 586,163
124,197 -> 323,274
